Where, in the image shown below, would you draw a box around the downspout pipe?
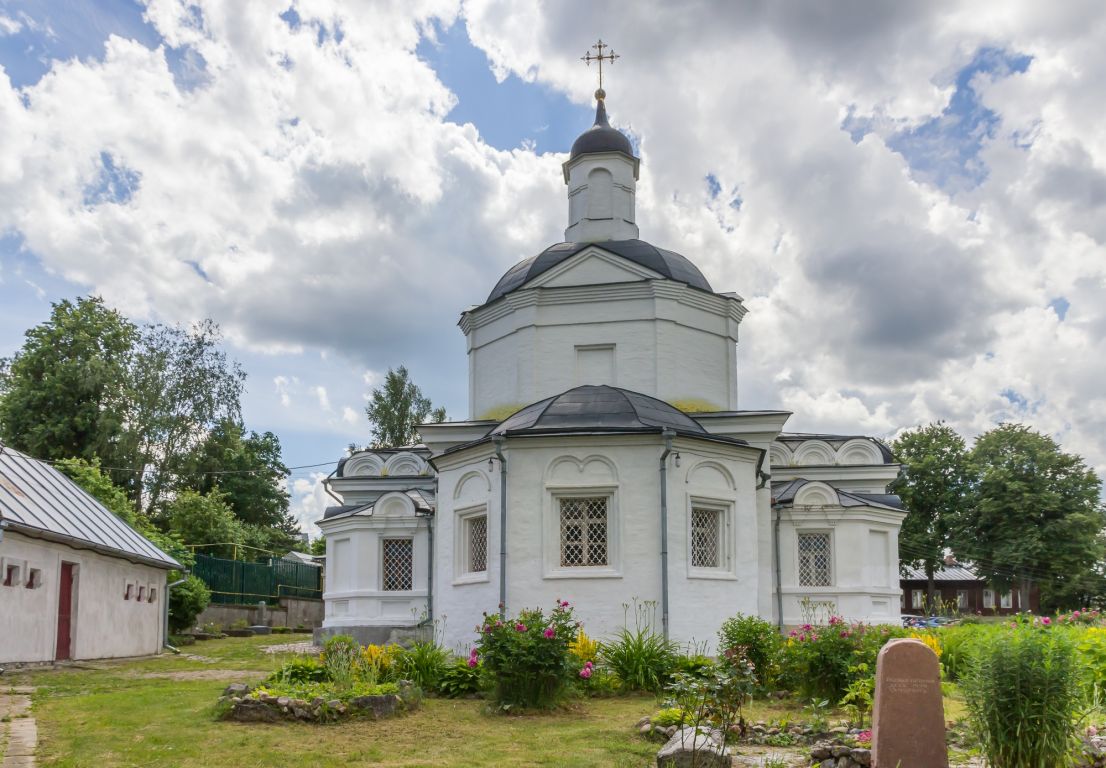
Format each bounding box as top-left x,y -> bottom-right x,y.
659,428 -> 676,642
415,509 -> 434,626
772,501 -> 784,631
163,573 -> 190,654
493,435 -> 507,616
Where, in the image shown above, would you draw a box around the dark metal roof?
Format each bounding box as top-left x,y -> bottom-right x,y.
0,445 -> 180,569
570,98 -> 634,160
770,478 -> 903,512
485,239 -> 713,305
489,385 -> 708,437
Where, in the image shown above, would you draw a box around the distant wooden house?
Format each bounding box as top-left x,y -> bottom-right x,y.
0,445 -> 180,663
900,560 -> 1040,616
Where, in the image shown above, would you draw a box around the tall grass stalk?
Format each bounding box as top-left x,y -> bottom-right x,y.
962,626 -> 1081,768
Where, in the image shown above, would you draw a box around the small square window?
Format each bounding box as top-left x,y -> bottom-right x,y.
382,538 -> 413,591
690,507 -> 722,568
148,586 -> 157,603
124,583 -> 134,600
797,532 -> 832,587
559,497 -> 608,567
3,564 -> 18,587
25,568 -> 41,589
137,585 -> 146,602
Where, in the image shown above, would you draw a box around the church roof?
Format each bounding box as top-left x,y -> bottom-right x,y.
770,478 -> 904,512
488,385 -> 709,438
570,98 -> 635,160
485,239 -> 713,305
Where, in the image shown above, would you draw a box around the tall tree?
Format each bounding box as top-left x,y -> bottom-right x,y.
892,422 -> 972,611
364,366 -> 445,448
124,320 -> 245,513
180,419 -> 294,530
956,423 -> 1106,612
0,297 -> 135,468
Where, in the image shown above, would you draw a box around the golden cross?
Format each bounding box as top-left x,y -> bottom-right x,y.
581,38 -> 619,95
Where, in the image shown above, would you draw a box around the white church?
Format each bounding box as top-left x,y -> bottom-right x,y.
317,83 -> 906,653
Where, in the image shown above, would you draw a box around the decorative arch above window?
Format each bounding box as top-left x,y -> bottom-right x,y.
793,441 -> 835,466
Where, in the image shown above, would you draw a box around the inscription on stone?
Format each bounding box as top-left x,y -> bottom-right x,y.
871,638 -> 948,768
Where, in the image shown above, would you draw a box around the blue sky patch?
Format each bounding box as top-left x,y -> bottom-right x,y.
1049,296 -> 1070,321
83,151 -> 141,206
417,19 -> 591,154
888,47 -> 1032,191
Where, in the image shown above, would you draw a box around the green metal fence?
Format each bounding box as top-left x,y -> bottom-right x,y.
193,553 -> 323,605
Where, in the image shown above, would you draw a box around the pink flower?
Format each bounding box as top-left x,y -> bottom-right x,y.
470,647 -> 478,658
483,624 -> 491,633
1042,617 -> 1052,625
840,631 -> 850,638
579,667 -> 592,679
515,623 -> 527,632
467,657 -> 478,668
543,626 -> 555,639
801,624 -> 813,631
585,661 -> 593,669
1075,611 -> 1082,617
560,600 -> 570,608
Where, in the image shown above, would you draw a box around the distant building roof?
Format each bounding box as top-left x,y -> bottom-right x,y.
281,551 -> 322,567
770,478 -> 904,512
776,433 -> 895,463
901,563 -> 983,582
0,445 -> 180,570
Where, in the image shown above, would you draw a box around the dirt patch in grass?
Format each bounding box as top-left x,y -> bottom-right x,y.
127,669 -> 270,681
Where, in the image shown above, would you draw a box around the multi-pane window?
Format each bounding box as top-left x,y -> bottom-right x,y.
912,590 -> 924,609
983,589 -> 995,609
467,515 -> 488,573
1000,592 -> 1013,609
382,538 -> 413,591
560,497 -> 608,567
957,590 -> 969,610
690,507 -> 722,568
797,532 -> 832,586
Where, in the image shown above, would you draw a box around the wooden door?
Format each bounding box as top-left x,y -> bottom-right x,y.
56,562 -> 75,661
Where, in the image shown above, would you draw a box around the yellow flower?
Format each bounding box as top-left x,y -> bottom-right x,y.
570,630 -> 599,664
909,631 -> 942,659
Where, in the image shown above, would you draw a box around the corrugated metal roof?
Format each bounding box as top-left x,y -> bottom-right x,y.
0,445 -> 179,569
901,563 -> 981,582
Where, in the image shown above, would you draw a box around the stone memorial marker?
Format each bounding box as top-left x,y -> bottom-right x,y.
871,638 -> 948,768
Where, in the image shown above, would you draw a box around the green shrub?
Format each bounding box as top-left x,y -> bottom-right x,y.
322,635 -> 361,690
253,679 -> 399,703
168,575 -> 210,633
718,613 -> 783,688
268,657 -> 329,686
396,641 -> 450,692
779,618 -> 904,701
663,662 -> 756,755
475,601 -> 581,709
939,623 -> 993,682
271,626 -> 291,634
437,658 -> 482,698
650,707 -> 687,728
673,653 -> 714,680
599,601 -> 678,693
962,625 -> 1081,768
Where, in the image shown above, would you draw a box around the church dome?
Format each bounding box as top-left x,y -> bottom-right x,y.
570,98 -> 635,160
488,385 -> 707,437
485,239 -> 713,305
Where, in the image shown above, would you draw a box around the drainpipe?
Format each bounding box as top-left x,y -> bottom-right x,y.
415,509 -> 434,626
492,435 -> 507,616
163,573 -> 190,654
659,429 -> 676,642
772,501 -> 784,631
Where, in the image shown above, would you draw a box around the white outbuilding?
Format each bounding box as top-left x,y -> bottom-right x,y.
317,88 -> 906,652
0,445 -> 180,663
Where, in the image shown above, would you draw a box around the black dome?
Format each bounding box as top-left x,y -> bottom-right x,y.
488,385 -> 707,437
485,239 -> 713,305
570,99 -> 634,160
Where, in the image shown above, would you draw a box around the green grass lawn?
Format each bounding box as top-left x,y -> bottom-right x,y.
7,636 -> 968,767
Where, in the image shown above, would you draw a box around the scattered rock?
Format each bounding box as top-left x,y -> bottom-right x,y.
656,726 -> 731,767
228,699 -> 279,723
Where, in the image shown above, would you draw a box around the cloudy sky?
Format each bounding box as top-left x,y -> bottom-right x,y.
1,0 -> 1104,532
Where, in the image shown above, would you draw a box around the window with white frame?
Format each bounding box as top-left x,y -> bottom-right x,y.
382,538 -> 414,591
957,590 -> 969,609
912,589 -> 924,609
797,532 -> 832,586
559,496 -> 608,567
1000,591 -> 1013,609
690,507 -> 723,569
983,589 -> 995,609
464,513 -> 488,574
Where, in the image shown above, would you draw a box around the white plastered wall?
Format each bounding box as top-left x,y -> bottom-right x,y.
0,531 -> 167,663
319,494 -> 430,630
434,435 -> 762,654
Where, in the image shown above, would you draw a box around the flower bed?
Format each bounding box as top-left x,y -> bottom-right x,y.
219,680 -> 417,723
